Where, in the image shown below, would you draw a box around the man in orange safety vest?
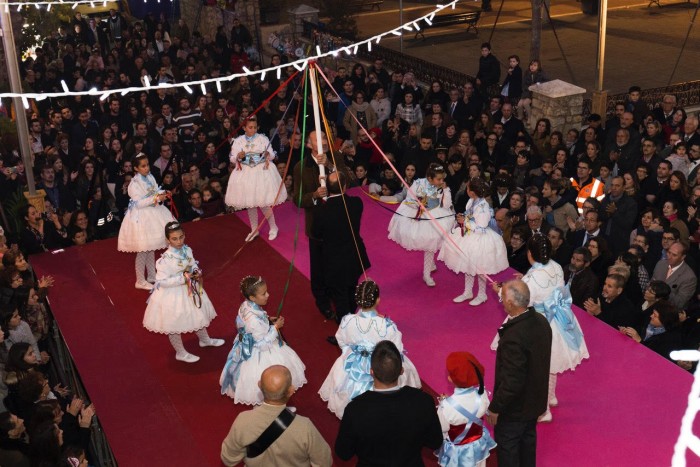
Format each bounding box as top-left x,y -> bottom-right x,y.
570,158 -> 605,214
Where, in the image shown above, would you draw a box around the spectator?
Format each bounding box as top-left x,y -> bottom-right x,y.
475,42 -> 500,95
601,176 -> 638,256
335,340 -> 442,464
620,300 -> 683,361
566,247 -> 599,308
220,365 -> 331,467
651,242 -> 697,310
584,273 -> 640,329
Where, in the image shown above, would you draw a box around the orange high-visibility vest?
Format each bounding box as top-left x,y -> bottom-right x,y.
570,177 -> 605,213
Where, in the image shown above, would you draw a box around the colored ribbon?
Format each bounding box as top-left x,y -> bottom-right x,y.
536,286 -> 584,351
343,343 -> 375,400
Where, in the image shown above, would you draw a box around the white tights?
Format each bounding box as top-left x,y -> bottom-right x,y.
135,251 -> 155,283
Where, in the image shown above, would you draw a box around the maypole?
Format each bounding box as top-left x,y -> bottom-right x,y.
308,61 -> 327,196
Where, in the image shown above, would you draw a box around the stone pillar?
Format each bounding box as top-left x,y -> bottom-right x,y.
287,5 -> 319,40
529,79 -> 587,133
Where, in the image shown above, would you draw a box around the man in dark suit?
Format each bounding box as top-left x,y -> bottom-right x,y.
488,280 -> 552,467
584,274 -> 640,329
652,242 -> 698,310
525,206 -> 552,237
293,131 -> 348,321
549,227 -> 573,267
601,176 -> 637,256
312,171 -> 370,341
565,247 -> 599,308
569,210 -> 604,249
336,340 -> 443,465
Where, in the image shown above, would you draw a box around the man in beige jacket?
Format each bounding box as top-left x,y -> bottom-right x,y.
221,365 -> 331,467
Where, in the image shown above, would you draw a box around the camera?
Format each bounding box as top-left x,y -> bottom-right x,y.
7,167 -> 17,174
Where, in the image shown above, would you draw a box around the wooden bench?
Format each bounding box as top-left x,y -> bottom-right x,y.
415,10 -> 480,40
350,0 -> 384,11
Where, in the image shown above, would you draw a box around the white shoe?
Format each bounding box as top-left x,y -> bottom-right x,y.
538,409 -> 552,423
549,396 -> 558,407
423,274 -> 436,287
245,230 -> 259,242
175,352 -> 200,363
468,295 -> 487,306
135,280 -> 154,290
268,228 -> 278,241
453,292 -> 474,303
199,338 -> 225,348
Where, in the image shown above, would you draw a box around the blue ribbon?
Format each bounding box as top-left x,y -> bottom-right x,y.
342,344 -> 375,400
535,286 -> 584,351
219,327 -> 255,395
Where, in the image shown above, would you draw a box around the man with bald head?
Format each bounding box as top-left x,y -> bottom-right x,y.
221,365 -> 331,466
293,131 -> 349,321
488,280 -> 551,467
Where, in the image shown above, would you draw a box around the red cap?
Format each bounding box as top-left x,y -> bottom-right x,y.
446,352 -> 484,388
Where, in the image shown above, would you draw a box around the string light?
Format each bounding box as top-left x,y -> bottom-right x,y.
0,0 -> 135,6
0,0 -> 459,100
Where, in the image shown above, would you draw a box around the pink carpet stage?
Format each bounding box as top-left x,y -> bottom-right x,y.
240,188 -> 699,467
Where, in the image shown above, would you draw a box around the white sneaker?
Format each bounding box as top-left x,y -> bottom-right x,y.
453,292 -> 474,303
199,338 -> 225,348
549,396 -> 558,407
423,274 -> 436,287
268,228 -> 278,241
468,295 -> 487,306
175,352 -> 200,363
135,280 -> 154,290
245,230 -> 259,242
538,409 -> 552,423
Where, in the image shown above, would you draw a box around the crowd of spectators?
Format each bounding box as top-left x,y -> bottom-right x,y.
0,5 -> 698,462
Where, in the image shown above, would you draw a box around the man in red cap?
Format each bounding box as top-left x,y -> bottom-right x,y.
436,352 -> 496,466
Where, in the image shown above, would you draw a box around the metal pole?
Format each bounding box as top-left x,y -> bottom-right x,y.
0,9 -> 36,195
399,0 -> 403,53
308,63 -> 327,193
594,0 -> 608,91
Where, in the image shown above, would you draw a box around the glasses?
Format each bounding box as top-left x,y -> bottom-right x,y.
662,236 -> 676,241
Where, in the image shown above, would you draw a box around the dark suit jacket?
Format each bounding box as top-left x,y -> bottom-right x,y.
652,260 -> 697,310
489,308 -> 552,422
566,266 -> 599,308
552,242 -> 573,267
600,194 -> 638,256
336,387 -> 443,466
293,155 -> 348,238
596,294 -> 640,329
311,194 -> 370,284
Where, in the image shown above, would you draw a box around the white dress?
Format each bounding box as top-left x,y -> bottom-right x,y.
224,133 -> 286,209
436,387 -> 496,467
388,178 -> 454,252
491,261 -> 589,373
438,197 -> 508,275
142,245 -> 217,334
319,310 -> 422,419
219,301 -> 307,405
117,173 -> 175,252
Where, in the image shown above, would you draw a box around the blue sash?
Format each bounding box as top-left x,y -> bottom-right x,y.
343,344 -> 375,400
535,286 -> 584,350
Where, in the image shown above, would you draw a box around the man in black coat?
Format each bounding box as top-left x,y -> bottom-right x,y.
565,247 -> 599,308
311,171 -> 370,324
584,273 -> 640,329
488,280 -> 552,467
600,176 -> 638,257
336,341 -> 443,466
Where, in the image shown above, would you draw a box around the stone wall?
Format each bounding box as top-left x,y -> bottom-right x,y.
529,79 -> 586,132
180,0 -> 260,47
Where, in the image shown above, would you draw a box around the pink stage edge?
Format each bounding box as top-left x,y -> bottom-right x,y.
244,189 -> 700,467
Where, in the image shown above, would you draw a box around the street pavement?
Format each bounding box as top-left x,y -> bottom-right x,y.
353,0 -> 700,94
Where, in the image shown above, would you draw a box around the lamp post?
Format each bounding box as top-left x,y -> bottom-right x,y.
0,8 -> 38,199
592,0 -> 609,118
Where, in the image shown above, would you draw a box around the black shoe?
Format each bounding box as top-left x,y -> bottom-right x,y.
326,336 -> 339,346
321,309 -> 337,321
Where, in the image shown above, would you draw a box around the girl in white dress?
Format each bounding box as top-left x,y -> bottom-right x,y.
388,163 -> 454,286
117,153 -> 175,290
436,352 -> 496,467
219,275 -> 307,405
491,235 -> 589,422
438,178 -> 508,306
224,117 -> 286,241
143,222 -> 225,363
319,280 -> 421,419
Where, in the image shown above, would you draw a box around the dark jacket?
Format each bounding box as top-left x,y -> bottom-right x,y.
477,54 -> 501,88
566,266 -> 599,309
336,386 -> 443,466
596,293 -> 640,329
600,193 -> 638,256
489,308 -> 552,421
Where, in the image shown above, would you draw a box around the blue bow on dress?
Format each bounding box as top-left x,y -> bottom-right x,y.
536,286 -> 584,350
343,344 -> 375,400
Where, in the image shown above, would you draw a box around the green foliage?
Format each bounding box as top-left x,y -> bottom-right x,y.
17,6 -> 73,56
322,0 -> 358,39
1,184 -> 27,240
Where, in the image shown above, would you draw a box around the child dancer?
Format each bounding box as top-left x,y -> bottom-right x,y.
436,352 -> 496,467
438,178 -> 508,306
220,275 -> 307,405
224,116 -> 286,241
319,280 -> 421,419
118,153 -> 175,290
491,235 -> 589,422
143,222 -> 224,362
388,163 -> 454,286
